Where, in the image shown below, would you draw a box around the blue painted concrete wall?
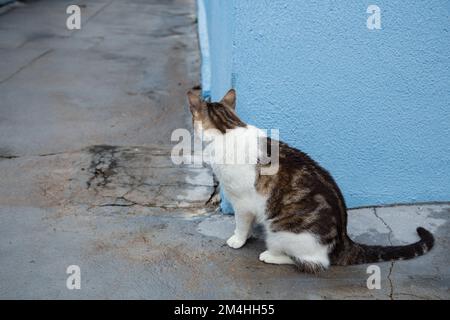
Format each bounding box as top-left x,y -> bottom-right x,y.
200,0 -> 234,101
199,0 -> 450,210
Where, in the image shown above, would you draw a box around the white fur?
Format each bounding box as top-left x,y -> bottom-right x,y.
204,125 -> 330,269
264,230 -> 330,268
259,250 -> 294,265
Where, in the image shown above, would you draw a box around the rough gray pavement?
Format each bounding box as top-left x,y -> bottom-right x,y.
1,0 -> 449,300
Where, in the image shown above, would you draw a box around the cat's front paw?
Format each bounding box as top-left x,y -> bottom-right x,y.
226,235 -> 246,249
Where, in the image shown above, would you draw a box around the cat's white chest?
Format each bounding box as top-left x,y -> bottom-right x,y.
207,126 -> 268,218
209,126 -> 260,196
213,163 -> 256,197
213,162 -> 267,221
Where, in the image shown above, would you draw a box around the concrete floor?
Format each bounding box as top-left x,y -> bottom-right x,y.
0,0 -> 449,299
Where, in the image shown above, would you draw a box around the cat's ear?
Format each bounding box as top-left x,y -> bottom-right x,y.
187,91 -> 202,114
220,89 -> 236,109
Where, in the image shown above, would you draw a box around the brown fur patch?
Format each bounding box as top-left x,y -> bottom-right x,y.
256,138 -> 435,266
187,91 -> 246,134
206,102 -> 246,133
256,139 -> 347,247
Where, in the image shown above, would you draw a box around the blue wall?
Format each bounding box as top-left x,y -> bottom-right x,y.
200,0 -> 234,100
199,0 -> 450,210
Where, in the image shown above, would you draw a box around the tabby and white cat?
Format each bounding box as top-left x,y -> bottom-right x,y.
187,89 -> 434,272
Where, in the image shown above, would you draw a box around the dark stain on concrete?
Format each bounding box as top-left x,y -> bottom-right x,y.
86,145 -> 119,189
0,147 -> 19,160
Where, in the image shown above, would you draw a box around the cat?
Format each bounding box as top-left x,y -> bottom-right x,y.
187,89 -> 435,273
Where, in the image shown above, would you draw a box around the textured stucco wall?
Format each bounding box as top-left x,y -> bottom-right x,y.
199,0 -> 450,210
201,0 -> 234,101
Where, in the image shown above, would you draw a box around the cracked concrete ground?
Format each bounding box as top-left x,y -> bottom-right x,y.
1,0 -> 449,300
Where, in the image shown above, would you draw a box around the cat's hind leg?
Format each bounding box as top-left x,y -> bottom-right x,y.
266,231 -> 330,273
259,250 -> 295,265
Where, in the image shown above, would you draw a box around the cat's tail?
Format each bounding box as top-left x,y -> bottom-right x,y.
337,227 -> 434,265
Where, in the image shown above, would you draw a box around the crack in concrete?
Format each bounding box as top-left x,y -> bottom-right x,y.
395,292 -> 440,300
90,180 -> 215,211
373,207 -> 394,244
5,144 -> 216,214
83,145 -> 217,212
99,203 -> 135,208
86,145 -> 119,189
373,207 -> 396,300
387,261 -> 395,300
82,0 -> 115,27
0,49 -> 53,85
93,198 -> 207,211
0,155 -> 19,160
0,146 -> 175,160
0,148 -> 85,160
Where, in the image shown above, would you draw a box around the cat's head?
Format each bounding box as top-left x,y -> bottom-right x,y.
186,89 -> 246,136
